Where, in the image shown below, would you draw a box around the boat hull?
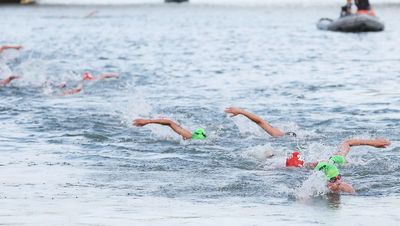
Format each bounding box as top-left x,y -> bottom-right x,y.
317,14 -> 384,32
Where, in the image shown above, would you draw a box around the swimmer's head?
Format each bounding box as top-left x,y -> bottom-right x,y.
329,155 -> 345,166
57,82 -> 67,88
315,162 -> 340,180
286,151 -> 304,167
192,128 -> 206,140
83,72 -> 94,80
315,162 -> 329,171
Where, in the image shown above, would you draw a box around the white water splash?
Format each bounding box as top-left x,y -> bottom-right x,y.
244,144 -> 275,161
295,171 -> 329,200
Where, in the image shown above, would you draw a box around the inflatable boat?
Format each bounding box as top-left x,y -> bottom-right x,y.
317,14 -> 384,32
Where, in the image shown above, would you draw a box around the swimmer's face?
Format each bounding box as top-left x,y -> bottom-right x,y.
83,72 -> 94,80
327,180 -> 341,192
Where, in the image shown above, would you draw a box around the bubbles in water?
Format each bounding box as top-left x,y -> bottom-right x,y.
118,94 -> 153,126
0,49 -> 21,62
230,115 -> 266,137
295,171 -> 328,200
243,144 -> 275,161
0,62 -> 13,77
303,142 -> 334,163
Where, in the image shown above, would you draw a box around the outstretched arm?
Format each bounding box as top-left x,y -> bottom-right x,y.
224,107 -> 285,137
98,73 -> 119,80
133,118 -> 193,140
336,138 -> 391,157
61,83 -> 84,96
0,75 -> 20,86
0,45 -> 23,53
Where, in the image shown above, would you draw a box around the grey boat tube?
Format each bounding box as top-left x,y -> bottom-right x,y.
317,14 -> 384,32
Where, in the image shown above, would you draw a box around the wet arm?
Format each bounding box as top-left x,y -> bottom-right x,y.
98,73 -> 119,80
224,107 -> 285,137
337,139 -> 391,156
328,181 -> 355,194
133,119 -> 193,140
0,75 -> 20,86
62,83 -> 84,96
0,45 -> 22,52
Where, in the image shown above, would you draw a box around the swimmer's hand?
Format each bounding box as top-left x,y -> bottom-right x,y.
62,88 -> 82,96
224,107 -> 243,117
133,119 -> 149,127
8,75 -> 20,81
0,45 -> 23,52
370,139 -> 391,148
0,75 -> 20,86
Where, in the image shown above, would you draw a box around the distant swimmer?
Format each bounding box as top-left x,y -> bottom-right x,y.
0,45 -> 23,53
286,138 -> 391,193
224,107 -> 296,138
133,118 -> 206,140
82,72 -> 119,81
0,75 -> 20,86
84,10 -> 99,18
61,83 -> 84,96
54,71 -> 118,96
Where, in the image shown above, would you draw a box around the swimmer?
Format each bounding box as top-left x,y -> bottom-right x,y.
0,75 -> 20,86
133,118 -> 206,140
61,83 -> 84,96
82,72 -> 119,81
224,107 -> 295,137
84,10 -> 99,18
286,138 -> 391,193
0,45 -> 23,53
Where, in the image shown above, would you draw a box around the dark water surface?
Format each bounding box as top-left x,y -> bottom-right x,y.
1,4 -> 400,225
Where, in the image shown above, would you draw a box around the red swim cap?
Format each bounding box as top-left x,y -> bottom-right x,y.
286,151 -> 304,167
83,72 -> 94,80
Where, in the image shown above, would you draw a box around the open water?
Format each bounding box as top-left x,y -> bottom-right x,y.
0,3 -> 399,225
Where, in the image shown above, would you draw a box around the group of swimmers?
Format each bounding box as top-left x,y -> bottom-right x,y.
0,45 -> 119,94
133,107 -> 391,194
2,41 -> 392,195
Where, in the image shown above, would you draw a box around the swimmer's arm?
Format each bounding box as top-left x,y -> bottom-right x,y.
328,181 -> 355,194
61,83 -> 83,96
84,10 -> 98,18
224,107 -> 285,137
0,75 -> 20,86
340,182 -> 355,194
98,73 -> 119,80
338,139 -> 391,155
133,119 -> 193,140
0,45 -> 23,52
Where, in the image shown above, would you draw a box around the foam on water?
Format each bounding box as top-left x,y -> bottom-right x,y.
1,4 -> 400,225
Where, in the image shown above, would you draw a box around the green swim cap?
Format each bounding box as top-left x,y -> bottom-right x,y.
192,128 -> 206,140
315,162 -> 340,180
329,155 -> 346,166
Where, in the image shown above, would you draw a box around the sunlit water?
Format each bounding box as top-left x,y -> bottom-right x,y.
1,4 -> 400,225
